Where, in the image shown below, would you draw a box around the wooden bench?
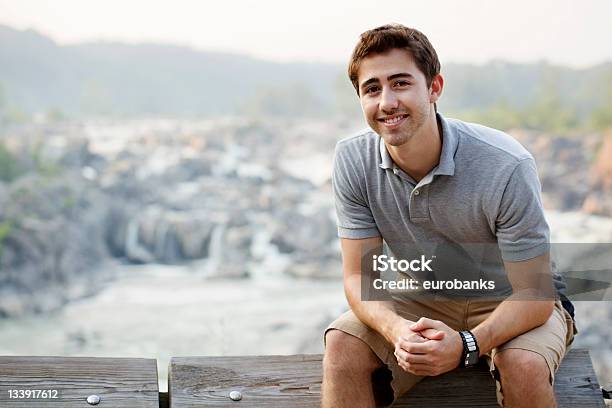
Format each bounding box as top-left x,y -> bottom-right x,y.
169,349 -> 605,407
0,351 -> 605,407
0,356 -> 159,407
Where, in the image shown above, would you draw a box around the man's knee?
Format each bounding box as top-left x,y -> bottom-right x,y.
494,349 -> 551,386
323,329 -> 383,376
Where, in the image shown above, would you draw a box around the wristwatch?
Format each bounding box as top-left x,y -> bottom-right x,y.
459,330 -> 480,367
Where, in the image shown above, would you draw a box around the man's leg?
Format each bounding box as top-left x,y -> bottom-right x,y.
322,329 -> 386,408
475,300 -> 575,408
494,348 -> 556,408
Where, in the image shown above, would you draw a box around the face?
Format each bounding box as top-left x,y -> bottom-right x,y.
357,48 -> 440,146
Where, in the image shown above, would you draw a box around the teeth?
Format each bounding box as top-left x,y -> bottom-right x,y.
384,116 -> 404,125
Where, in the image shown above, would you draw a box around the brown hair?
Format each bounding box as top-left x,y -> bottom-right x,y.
348,24 -> 441,95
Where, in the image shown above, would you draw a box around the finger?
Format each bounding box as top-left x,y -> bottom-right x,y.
398,334 -> 427,349
394,347 -> 407,362
398,334 -> 430,348
398,339 -> 433,354
419,328 -> 445,340
409,317 -> 439,331
398,360 -> 434,376
394,344 -> 420,362
396,339 -> 423,355
396,334 -> 422,352
404,352 -> 430,364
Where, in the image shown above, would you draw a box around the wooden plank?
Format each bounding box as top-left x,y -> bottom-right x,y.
169,355 -> 322,407
396,349 -> 604,407
552,349 -> 606,408
169,349 -> 604,407
0,356 -> 159,407
393,360 -> 498,407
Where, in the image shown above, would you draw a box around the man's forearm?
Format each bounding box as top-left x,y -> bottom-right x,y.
472,297 -> 554,356
344,273 -> 409,344
474,254 -> 556,355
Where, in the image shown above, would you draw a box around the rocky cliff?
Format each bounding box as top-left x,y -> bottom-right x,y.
0,118 -> 610,317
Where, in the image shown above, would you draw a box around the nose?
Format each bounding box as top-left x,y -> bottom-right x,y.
379,87 -> 399,113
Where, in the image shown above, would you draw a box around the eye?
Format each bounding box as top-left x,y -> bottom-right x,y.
394,80 -> 411,87
364,85 -> 380,95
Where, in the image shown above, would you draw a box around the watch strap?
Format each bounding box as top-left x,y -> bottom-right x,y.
459,330 -> 479,367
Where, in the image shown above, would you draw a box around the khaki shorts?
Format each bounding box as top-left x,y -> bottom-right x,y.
324,297 -> 575,406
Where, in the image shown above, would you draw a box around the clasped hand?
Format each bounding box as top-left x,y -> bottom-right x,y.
393,317 -> 463,376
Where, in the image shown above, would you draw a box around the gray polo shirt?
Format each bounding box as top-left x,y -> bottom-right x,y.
332,112 -> 563,297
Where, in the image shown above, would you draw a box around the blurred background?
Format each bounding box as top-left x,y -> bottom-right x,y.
0,0 -> 610,391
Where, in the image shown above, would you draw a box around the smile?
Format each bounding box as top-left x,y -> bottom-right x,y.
378,114 -> 408,127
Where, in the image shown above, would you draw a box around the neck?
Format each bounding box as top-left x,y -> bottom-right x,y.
386,113 -> 442,182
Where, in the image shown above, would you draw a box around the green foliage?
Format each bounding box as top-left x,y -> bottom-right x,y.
450,67 -> 612,134
443,62 -> 612,133
585,70 -> 612,131
0,142 -> 21,182
452,88 -> 608,134
31,141 -> 62,177
456,100 -> 522,131
0,139 -> 62,184
0,219 -> 12,258
453,105 -> 578,134
588,106 -> 612,130
62,194 -> 76,209
0,220 -> 11,240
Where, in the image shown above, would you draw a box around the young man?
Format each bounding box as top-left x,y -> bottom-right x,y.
322,24 -> 575,407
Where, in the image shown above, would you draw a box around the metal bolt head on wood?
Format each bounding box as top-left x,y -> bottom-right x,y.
229,390 -> 242,401
86,394 -> 101,405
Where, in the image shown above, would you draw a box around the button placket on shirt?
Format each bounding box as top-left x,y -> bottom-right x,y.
409,185 -> 429,220
390,164 -> 431,221
409,170 -> 435,221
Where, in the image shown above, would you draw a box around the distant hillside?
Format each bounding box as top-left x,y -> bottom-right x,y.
0,24 -> 610,127
0,25 -> 340,117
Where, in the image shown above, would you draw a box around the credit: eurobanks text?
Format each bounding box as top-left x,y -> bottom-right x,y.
372,278 -> 496,291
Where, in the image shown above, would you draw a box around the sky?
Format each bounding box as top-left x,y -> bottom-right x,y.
0,0 -> 610,68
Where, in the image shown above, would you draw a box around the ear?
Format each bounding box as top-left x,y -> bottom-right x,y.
429,74 -> 444,103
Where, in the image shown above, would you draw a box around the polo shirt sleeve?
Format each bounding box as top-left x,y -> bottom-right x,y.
331,142 -> 381,239
496,158 -> 550,261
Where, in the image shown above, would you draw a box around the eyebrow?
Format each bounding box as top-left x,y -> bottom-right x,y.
360,73 -> 415,90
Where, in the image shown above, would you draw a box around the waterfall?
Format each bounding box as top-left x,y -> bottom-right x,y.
125,217 -> 154,263
203,223 -> 226,276
154,216 -> 169,259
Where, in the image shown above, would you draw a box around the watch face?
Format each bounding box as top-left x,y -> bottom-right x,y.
466,351 -> 479,366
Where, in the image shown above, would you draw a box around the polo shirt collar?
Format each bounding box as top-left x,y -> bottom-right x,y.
378,112 -> 458,176
379,137 -> 394,169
